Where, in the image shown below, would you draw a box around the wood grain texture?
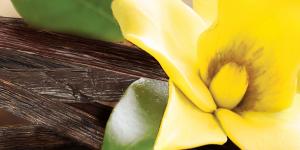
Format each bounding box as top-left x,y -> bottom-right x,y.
0,68 -> 137,107
0,125 -> 74,150
0,80 -> 103,149
0,16 -> 146,149
0,17 -> 167,81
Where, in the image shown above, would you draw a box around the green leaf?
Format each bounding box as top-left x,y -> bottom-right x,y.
12,0 -> 124,42
103,78 -> 168,150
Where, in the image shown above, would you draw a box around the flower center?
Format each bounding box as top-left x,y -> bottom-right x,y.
209,62 -> 249,109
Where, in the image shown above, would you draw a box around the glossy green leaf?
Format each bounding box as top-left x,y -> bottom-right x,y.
102,78 -> 168,150
12,0 -> 124,42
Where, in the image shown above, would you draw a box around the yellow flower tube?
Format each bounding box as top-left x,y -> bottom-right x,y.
113,0 -> 300,149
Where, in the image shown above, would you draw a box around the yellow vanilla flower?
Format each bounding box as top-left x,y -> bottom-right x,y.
112,0 -> 300,149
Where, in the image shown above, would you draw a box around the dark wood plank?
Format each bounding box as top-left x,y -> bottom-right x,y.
0,125 -> 75,150
0,80 -> 104,149
0,47 -> 75,69
0,17 -> 167,81
0,68 -> 137,107
0,109 -> 30,126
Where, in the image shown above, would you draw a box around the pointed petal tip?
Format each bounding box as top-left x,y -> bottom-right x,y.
153,81 -> 226,150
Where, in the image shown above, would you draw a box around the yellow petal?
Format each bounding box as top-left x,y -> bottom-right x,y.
197,0 -> 300,112
192,0 -> 218,25
216,94 -> 300,150
112,0 -> 216,112
297,72 -> 300,93
154,81 -> 226,150
0,0 -> 20,18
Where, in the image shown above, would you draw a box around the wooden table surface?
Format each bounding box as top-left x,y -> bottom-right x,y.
0,17 -> 238,150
